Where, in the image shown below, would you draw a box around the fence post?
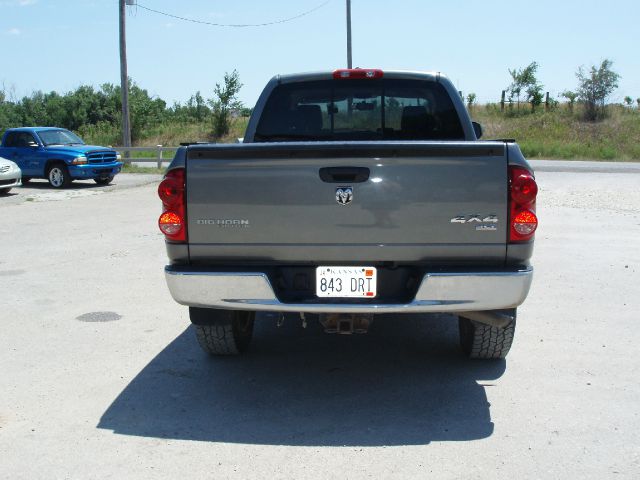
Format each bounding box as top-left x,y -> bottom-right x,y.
545,92 -> 550,111
501,91 -> 506,112
157,145 -> 163,169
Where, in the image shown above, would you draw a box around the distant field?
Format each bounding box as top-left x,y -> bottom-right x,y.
470,104 -> 640,161
82,117 -> 250,150
84,106 -> 640,162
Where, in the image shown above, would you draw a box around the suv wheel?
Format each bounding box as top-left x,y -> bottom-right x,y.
47,164 -> 71,189
94,176 -> 114,186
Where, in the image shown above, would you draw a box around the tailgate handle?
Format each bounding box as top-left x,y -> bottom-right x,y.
319,167 -> 370,183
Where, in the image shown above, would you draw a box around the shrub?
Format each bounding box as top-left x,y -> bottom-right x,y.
576,59 -> 620,121
209,70 -> 243,139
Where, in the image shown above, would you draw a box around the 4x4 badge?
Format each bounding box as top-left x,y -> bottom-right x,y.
336,187 -> 353,206
451,214 -> 499,224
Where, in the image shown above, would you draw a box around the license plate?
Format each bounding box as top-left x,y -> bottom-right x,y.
316,266 -> 377,298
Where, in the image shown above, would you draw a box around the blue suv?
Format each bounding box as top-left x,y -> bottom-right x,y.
0,127 -> 123,188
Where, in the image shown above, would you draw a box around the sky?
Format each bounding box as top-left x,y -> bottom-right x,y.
1,0 -> 639,108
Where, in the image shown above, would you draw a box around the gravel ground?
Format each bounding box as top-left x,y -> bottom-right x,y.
0,165 -> 638,479
0,173 -> 161,206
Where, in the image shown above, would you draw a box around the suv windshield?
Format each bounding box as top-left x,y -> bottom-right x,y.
255,78 -> 465,141
37,129 -> 85,146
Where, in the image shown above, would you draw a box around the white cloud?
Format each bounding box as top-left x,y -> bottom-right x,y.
6,28 -> 21,35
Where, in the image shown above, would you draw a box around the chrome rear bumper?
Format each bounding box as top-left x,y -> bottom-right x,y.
165,266 -> 533,314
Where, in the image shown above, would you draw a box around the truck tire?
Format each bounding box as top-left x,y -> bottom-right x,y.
94,176 -> 114,186
189,308 -> 255,355
458,312 -> 516,359
47,164 -> 71,189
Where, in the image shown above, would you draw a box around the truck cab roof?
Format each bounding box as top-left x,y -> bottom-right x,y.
274,69 -> 444,84
5,127 -> 71,133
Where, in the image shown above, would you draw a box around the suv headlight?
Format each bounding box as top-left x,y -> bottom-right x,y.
71,155 -> 87,165
116,153 -> 122,161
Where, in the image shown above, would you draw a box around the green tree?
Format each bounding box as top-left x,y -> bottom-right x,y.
527,84 -> 544,111
576,59 -> 620,121
128,81 -> 167,142
507,62 -> 543,111
99,80 -> 168,142
171,91 -> 210,123
16,91 -> 49,126
209,70 -> 243,139
189,91 -> 209,122
623,96 -> 633,107
561,90 -> 579,112
466,92 -> 476,109
0,87 -> 20,132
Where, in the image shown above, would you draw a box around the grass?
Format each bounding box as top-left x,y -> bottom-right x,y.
85,117 -> 251,174
470,104 -> 640,161
122,164 -> 165,174
83,107 -> 640,162
81,117 -> 250,149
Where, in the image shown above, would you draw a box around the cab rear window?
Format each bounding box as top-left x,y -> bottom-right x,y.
3,132 -> 37,147
255,79 -> 465,142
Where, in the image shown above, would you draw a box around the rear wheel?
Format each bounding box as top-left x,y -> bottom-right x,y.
94,176 -> 114,185
47,164 -> 71,189
458,310 -> 516,359
189,308 -> 255,355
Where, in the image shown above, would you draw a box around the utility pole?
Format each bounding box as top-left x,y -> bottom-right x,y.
119,0 -> 132,160
346,0 -> 352,68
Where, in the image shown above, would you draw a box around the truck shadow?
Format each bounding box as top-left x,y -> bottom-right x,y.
98,313 -> 505,446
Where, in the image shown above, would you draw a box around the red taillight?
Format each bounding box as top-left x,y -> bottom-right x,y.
158,176 -> 183,207
333,69 -> 384,80
509,166 -> 538,242
511,171 -> 538,205
159,211 -> 183,236
158,168 -> 186,242
513,210 -> 538,236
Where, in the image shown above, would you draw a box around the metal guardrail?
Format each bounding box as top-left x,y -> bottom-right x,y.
113,145 -> 178,168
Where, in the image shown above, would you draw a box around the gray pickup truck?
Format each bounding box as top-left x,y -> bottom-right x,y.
159,69 -> 538,359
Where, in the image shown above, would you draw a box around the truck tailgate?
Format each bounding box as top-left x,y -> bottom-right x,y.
186,142 -> 508,264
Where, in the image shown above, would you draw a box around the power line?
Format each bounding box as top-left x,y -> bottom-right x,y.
134,1 -> 331,28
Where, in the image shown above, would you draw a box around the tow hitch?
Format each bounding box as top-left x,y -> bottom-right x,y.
319,313 -> 373,334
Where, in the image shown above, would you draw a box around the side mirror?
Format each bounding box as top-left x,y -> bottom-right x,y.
472,121 -> 483,139
27,141 -> 39,148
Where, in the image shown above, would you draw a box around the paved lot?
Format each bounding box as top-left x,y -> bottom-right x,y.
1,168 -> 639,479
0,174 -> 161,206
